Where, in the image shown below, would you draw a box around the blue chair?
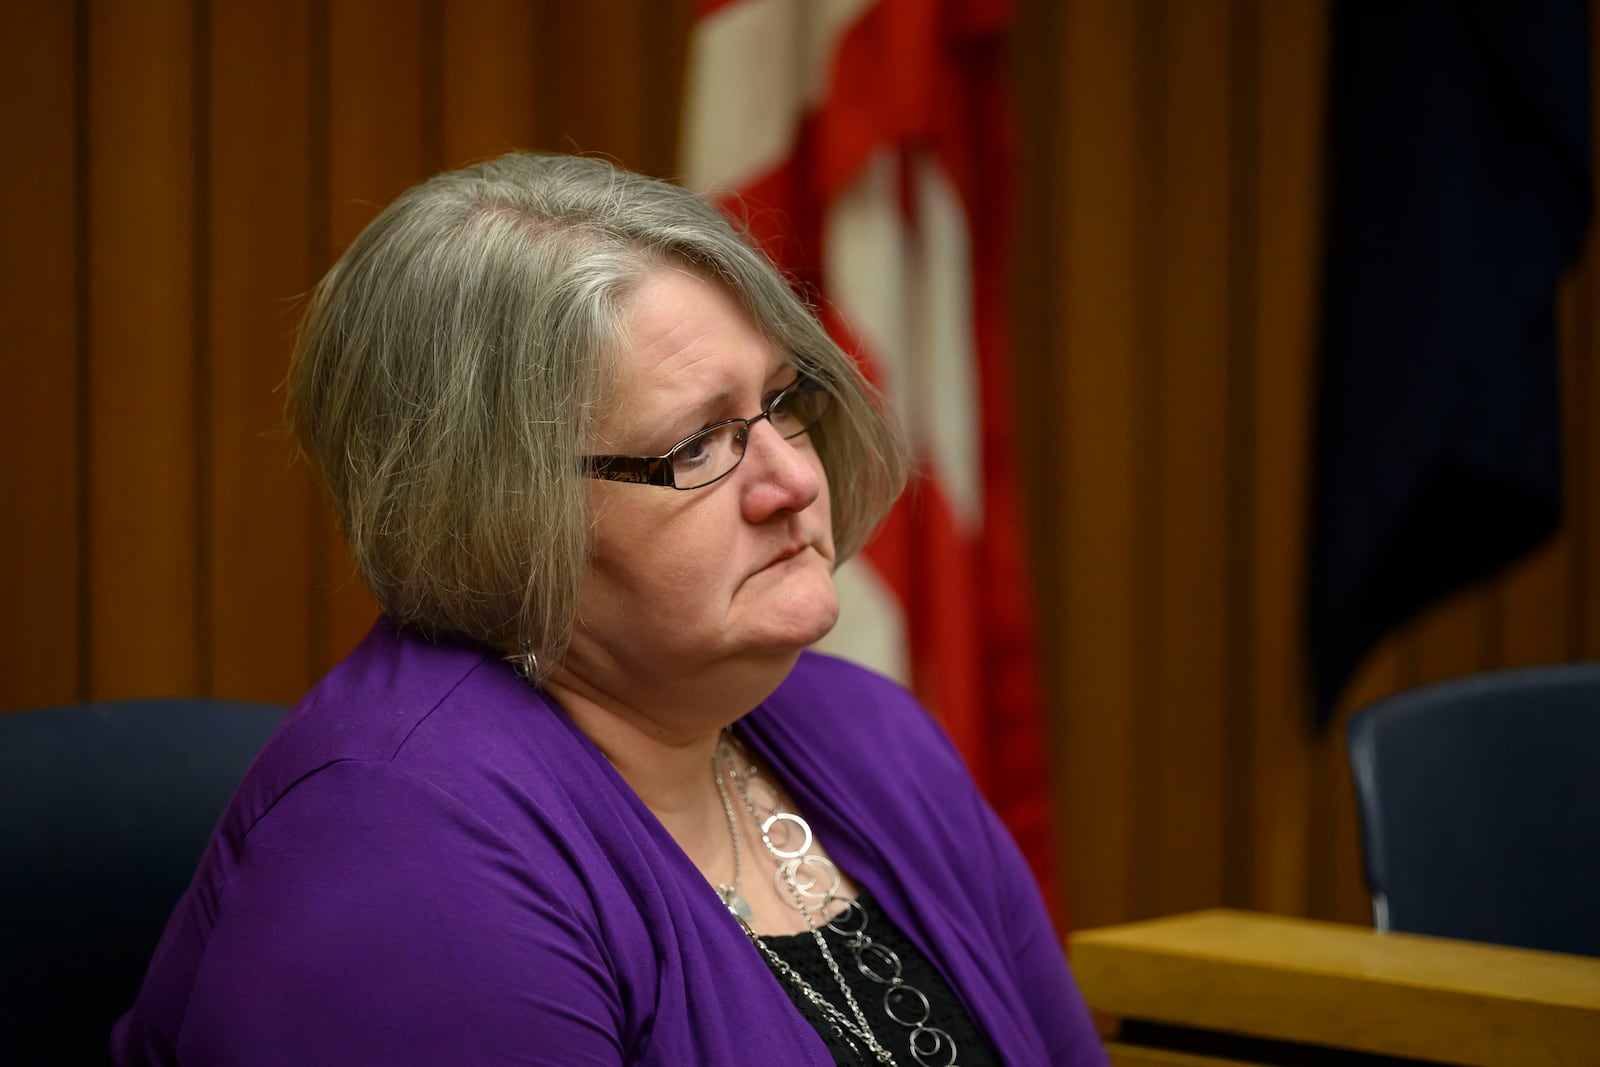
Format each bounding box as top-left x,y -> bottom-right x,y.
0,698 -> 289,1065
1346,663 -> 1600,957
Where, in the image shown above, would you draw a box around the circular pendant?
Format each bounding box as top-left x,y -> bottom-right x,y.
777,854 -> 840,911
719,885 -> 753,922
760,811 -> 814,859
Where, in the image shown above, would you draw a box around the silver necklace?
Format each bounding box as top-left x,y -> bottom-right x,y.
713,747 -> 754,922
713,734 -> 961,1067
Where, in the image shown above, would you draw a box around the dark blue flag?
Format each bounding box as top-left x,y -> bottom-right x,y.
1309,1 -> 1592,726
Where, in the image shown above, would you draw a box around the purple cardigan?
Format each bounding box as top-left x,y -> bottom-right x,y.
113,620 -> 1106,1066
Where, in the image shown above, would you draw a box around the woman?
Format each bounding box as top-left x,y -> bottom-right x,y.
113,153 -> 1106,1066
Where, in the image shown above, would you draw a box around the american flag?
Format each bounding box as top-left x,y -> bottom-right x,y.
682,0 -> 1058,913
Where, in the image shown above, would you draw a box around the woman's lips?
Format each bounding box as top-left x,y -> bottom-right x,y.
758,543 -> 808,573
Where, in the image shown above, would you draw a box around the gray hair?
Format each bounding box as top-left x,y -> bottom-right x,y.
286,152 -> 906,679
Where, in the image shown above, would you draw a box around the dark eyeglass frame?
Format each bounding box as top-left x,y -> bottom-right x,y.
582,373 -> 830,490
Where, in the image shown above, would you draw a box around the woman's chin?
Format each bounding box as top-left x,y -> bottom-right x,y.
796,600 -> 841,648
739,584 -> 840,656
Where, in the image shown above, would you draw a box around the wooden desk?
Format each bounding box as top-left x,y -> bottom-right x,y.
1070,909 -> 1600,1067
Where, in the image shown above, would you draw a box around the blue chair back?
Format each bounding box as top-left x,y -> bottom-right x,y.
0,697 -> 288,1065
1346,663 -> 1600,957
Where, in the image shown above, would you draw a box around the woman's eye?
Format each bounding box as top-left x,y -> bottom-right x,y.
770,381 -> 817,432
776,387 -> 803,414
674,432 -> 714,468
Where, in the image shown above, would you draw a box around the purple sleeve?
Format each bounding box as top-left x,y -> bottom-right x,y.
873,662 -> 1108,1064
971,781 -> 1110,1065
171,761 -> 625,1066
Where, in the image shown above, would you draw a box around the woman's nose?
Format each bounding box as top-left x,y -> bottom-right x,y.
739,418 -> 821,517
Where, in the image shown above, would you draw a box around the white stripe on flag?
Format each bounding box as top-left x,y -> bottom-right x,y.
824,150 -> 908,403
825,149 -> 983,529
906,152 -> 982,529
681,0 -> 872,193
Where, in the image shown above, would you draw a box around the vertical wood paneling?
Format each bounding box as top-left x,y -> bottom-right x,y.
1009,0 -> 1073,908
326,0 -> 428,258
1498,280 -> 1583,666
324,0 -> 428,255
639,0 -> 693,179
420,0 -> 445,174
1144,0 -> 1232,918
0,3 -> 81,709
1306,717 -> 1371,926
87,0 -> 199,699
553,0 -> 649,167
1242,0 -> 1323,918
1309,642 -> 1403,924
1055,0 -> 1142,933
208,0 -> 318,701
1412,587 -> 1496,683
1219,0 -> 1260,909
440,0 -> 547,167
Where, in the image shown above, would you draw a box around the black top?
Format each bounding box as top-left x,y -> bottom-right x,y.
756,890 -> 1001,1066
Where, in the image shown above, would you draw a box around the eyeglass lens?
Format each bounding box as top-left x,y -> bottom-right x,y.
669,377 -> 830,489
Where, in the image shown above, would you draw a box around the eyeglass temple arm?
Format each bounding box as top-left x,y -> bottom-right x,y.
583,454 -> 676,487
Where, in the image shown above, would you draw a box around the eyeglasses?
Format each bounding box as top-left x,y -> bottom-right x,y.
583,373 -> 831,490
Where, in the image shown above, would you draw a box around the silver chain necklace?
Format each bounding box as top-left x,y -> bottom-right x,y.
713,745 -> 754,922
713,734 -> 961,1067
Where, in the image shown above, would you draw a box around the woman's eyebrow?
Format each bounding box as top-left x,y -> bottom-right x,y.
651,362 -> 798,441
680,366 -> 794,421
763,362 -> 802,392
643,386 -> 737,450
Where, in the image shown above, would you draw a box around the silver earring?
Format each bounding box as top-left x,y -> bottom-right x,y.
518,640 -> 539,680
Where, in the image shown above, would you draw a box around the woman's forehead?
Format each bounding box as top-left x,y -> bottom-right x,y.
604,268 -> 789,417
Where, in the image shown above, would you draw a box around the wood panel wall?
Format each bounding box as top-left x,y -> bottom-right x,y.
3,0 -> 1597,934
